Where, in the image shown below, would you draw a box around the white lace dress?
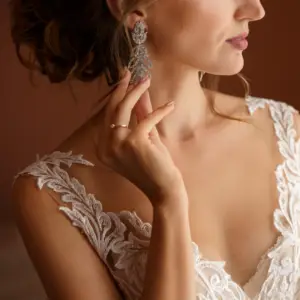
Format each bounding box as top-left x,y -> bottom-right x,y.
15,97 -> 300,299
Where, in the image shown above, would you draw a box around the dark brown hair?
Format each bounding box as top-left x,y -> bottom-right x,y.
9,0 -> 136,85
9,0 -> 250,121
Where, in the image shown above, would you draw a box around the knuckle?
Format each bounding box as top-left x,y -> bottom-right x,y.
125,135 -> 138,147
108,143 -> 121,158
127,132 -> 146,148
110,135 -> 122,151
115,80 -> 127,92
115,102 -> 123,115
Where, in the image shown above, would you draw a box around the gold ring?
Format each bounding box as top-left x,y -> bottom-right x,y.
110,124 -> 128,129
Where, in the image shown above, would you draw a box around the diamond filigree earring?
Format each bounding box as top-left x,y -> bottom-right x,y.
128,20 -> 152,85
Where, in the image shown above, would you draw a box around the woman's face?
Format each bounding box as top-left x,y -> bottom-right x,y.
145,0 -> 266,75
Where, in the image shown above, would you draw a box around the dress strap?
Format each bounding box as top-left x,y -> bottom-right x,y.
246,97 -> 300,299
267,100 -> 299,163
246,96 -> 299,165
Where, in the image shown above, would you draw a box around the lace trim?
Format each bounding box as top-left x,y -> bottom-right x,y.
15,97 -> 300,300
15,151 -> 151,299
246,97 -> 300,299
16,158 -> 246,298
193,243 -> 247,299
242,235 -> 284,289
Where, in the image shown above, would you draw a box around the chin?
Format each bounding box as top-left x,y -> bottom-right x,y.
228,61 -> 245,75
225,65 -> 245,76
209,57 -> 245,76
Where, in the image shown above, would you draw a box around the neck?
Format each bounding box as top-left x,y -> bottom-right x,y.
91,65 -> 216,145
144,64 -> 213,142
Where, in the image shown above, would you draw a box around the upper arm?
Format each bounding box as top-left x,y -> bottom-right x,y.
11,176 -> 122,300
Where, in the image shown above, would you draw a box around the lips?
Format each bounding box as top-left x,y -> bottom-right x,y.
226,32 -> 249,50
227,39 -> 248,50
227,32 -> 249,42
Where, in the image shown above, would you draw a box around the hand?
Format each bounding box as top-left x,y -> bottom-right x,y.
98,70 -> 187,207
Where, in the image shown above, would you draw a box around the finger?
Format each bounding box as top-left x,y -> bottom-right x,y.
134,90 -> 159,138
104,70 -> 131,126
90,92 -> 111,114
107,78 -> 151,143
134,91 -> 149,123
90,70 -> 130,115
136,101 -> 175,136
112,78 -> 151,127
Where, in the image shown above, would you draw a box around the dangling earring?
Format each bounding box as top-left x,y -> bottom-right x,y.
128,20 -> 152,85
199,71 -> 205,83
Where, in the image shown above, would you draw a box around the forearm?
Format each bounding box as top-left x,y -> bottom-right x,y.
141,196 -> 195,300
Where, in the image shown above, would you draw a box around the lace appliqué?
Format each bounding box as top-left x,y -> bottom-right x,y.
193,243 -> 247,300
16,151 -> 247,299
15,151 -> 150,300
246,97 -> 300,300
15,97 -> 300,300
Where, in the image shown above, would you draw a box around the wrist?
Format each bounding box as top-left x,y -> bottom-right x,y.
153,195 -> 189,219
157,178 -> 188,200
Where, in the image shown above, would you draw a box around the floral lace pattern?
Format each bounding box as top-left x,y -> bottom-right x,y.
15,97 -> 300,299
245,97 -> 300,300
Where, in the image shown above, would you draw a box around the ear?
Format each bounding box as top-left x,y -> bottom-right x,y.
106,0 -> 147,29
106,0 -> 123,20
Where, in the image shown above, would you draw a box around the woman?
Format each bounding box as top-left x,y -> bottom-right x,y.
10,0 -> 300,299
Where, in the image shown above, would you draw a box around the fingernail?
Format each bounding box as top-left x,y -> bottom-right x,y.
123,69 -> 130,79
166,101 -> 175,107
139,76 -> 150,85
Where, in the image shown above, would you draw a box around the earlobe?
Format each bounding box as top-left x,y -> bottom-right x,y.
126,13 -> 147,30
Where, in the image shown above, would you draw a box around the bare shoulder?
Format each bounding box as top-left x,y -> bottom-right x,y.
11,105 -> 123,300
56,111 -> 102,163
12,174 -> 56,220
50,108 -> 151,215
12,168 -> 122,300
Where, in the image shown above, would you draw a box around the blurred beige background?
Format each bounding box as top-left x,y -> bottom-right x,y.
1,0 -> 299,299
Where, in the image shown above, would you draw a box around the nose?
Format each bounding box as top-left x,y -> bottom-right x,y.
235,0 -> 266,22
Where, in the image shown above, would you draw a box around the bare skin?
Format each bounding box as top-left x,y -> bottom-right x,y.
12,83 -> 292,300
55,88 -> 282,287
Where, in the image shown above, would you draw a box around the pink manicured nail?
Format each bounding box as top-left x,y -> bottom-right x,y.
139,76 -> 150,85
166,101 -> 174,107
123,69 -> 130,79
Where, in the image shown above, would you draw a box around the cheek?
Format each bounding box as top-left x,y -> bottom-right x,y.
147,0 -> 196,53
147,0 -> 229,59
